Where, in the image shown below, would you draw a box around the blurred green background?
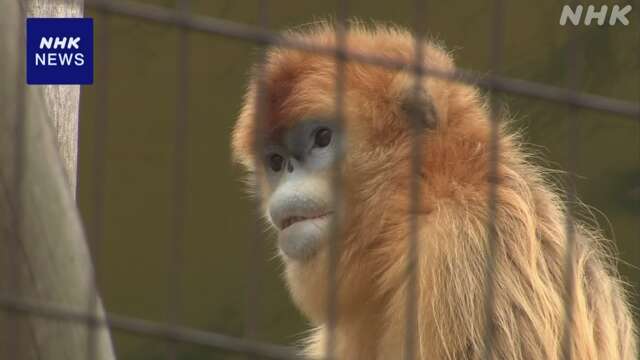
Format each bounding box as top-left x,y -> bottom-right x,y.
77,1 -> 639,359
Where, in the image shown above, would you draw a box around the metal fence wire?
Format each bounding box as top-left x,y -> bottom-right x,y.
2,0 -> 640,360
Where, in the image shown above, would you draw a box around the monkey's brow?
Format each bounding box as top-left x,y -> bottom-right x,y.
258,124 -> 306,157
285,118 -> 336,141
257,125 -> 286,144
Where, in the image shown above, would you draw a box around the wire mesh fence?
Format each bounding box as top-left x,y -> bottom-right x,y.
2,0 -> 640,359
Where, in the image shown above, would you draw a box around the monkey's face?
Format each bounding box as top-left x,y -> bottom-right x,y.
261,119 -> 341,261
232,22 -> 463,323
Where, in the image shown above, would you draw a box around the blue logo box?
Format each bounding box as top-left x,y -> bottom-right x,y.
26,18 -> 93,85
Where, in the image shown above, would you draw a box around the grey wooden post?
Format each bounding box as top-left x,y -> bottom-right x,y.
0,0 -> 116,359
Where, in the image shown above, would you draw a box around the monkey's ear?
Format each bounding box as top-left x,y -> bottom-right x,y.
390,70 -> 440,131
400,85 -> 438,131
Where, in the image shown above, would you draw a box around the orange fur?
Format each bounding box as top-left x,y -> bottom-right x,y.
231,22 -> 637,359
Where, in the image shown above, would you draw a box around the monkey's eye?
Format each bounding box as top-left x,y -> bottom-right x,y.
314,128 -> 332,148
268,154 -> 285,172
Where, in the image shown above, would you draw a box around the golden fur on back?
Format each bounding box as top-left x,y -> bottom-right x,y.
232,22 -> 637,359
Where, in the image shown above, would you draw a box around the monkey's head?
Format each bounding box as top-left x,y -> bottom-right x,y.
232,22 -> 489,322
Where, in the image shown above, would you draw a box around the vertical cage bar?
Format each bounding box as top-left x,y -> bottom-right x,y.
559,5 -> 581,359
326,1 -> 348,359
244,0 -> 269,355
481,1 -> 504,359
636,3 -> 640,319
635,1 -> 640,340
404,1 -> 426,360
88,8 -> 110,360
167,0 -> 191,359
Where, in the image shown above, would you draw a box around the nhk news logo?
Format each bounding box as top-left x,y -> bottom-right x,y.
559,5 -> 632,26
26,18 -> 93,85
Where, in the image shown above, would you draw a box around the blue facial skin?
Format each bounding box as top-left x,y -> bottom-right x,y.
264,120 -> 339,177
263,120 -> 340,261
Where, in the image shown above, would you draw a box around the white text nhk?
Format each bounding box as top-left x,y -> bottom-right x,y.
560,5 -> 632,26
35,37 -> 85,66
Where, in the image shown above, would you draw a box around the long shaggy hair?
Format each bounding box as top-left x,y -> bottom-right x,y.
232,21 -> 637,359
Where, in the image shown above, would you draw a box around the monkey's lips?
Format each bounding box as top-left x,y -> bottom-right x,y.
280,212 -> 332,230
277,212 -> 333,261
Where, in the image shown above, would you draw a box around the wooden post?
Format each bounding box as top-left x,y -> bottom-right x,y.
0,0 -> 116,359
23,0 -> 85,194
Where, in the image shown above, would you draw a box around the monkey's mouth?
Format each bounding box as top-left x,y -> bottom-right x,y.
277,212 -> 333,261
280,212 -> 332,230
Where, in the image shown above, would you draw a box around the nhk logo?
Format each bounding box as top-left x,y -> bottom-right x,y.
27,18 -> 93,85
36,36 -> 85,66
559,5 -> 632,26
